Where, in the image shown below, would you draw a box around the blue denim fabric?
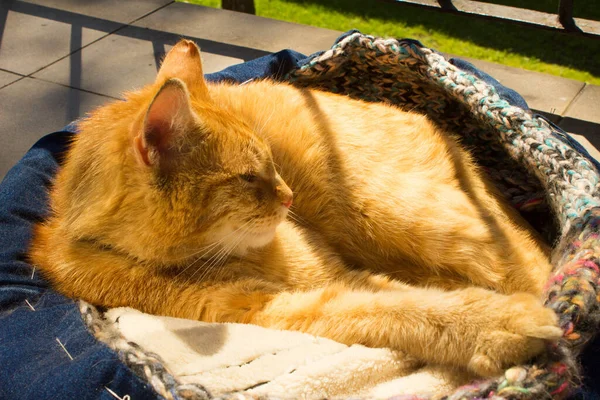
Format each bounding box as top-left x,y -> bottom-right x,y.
205,49 -> 308,84
0,130 -> 161,399
0,50 -> 304,400
0,38 -> 597,399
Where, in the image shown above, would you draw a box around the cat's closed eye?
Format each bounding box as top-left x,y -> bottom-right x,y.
240,173 -> 258,183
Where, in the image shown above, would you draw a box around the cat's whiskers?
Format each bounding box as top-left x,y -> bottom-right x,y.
207,228 -> 251,273
260,112 -> 275,135
212,226 -> 256,281
174,238 -> 230,279
174,240 -> 222,265
286,212 -> 301,225
191,224 -> 254,285
200,236 -> 238,275
249,131 -> 257,153
288,209 -> 313,228
174,219 -> 254,279
190,245 -> 229,285
272,160 -> 282,172
174,222 -> 253,264
254,109 -> 276,139
181,219 -> 256,285
252,109 -> 268,133
180,239 -> 234,287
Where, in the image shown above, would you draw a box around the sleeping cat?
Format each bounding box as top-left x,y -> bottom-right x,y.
30,39 -> 561,377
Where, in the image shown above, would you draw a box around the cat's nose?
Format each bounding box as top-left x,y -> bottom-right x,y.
282,195 -> 293,209
276,183 -> 293,208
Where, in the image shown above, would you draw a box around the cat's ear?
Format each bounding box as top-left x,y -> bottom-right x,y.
134,78 -> 195,168
157,39 -> 209,98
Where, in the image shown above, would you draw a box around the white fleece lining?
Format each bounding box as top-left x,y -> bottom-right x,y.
105,308 -> 473,399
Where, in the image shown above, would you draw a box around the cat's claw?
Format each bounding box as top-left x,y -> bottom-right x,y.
467,293 -> 562,377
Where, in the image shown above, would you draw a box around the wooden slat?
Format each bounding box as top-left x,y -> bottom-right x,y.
378,0 -> 600,38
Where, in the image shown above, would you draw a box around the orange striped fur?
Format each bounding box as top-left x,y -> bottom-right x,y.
30,40 -> 560,376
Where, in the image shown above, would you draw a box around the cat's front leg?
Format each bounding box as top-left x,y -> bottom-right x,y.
197,281 -> 561,376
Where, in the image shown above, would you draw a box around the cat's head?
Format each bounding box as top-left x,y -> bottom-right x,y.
61,40 -> 293,265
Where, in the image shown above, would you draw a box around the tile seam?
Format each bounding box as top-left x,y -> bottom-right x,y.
560,82 -> 588,118
22,1 -> 176,81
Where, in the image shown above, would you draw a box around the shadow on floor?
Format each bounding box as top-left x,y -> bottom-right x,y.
532,108 -> 600,152
2,0 -> 271,124
7,1 -> 271,64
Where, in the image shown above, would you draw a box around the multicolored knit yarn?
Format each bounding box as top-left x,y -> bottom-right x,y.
285,32 -> 600,399
80,32 -> 600,399
80,302 -> 212,400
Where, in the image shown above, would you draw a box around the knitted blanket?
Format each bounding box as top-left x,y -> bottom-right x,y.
2,31 -> 600,400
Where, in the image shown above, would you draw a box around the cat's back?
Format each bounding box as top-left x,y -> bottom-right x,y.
209,80 -> 457,182
207,80 -> 551,293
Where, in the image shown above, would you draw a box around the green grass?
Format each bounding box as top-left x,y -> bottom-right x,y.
180,0 -> 600,85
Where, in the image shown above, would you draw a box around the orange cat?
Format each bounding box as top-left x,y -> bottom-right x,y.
30,40 -> 561,377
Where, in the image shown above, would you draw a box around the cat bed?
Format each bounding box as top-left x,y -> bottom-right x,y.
2,31 -> 600,399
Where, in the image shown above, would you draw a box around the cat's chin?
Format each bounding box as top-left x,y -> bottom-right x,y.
233,227 -> 278,255
245,228 -> 277,248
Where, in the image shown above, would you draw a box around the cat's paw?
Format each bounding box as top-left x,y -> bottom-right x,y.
467,293 -> 562,377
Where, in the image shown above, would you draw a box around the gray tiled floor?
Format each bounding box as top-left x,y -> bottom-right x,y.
0,0 -> 598,181
563,85 -> 600,124
133,3 -> 341,56
561,85 -> 600,151
32,24 -> 257,98
0,7 -> 107,76
33,27 -> 178,99
23,0 -> 174,23
0,70 -> 22,88
0,78 -> 109,177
